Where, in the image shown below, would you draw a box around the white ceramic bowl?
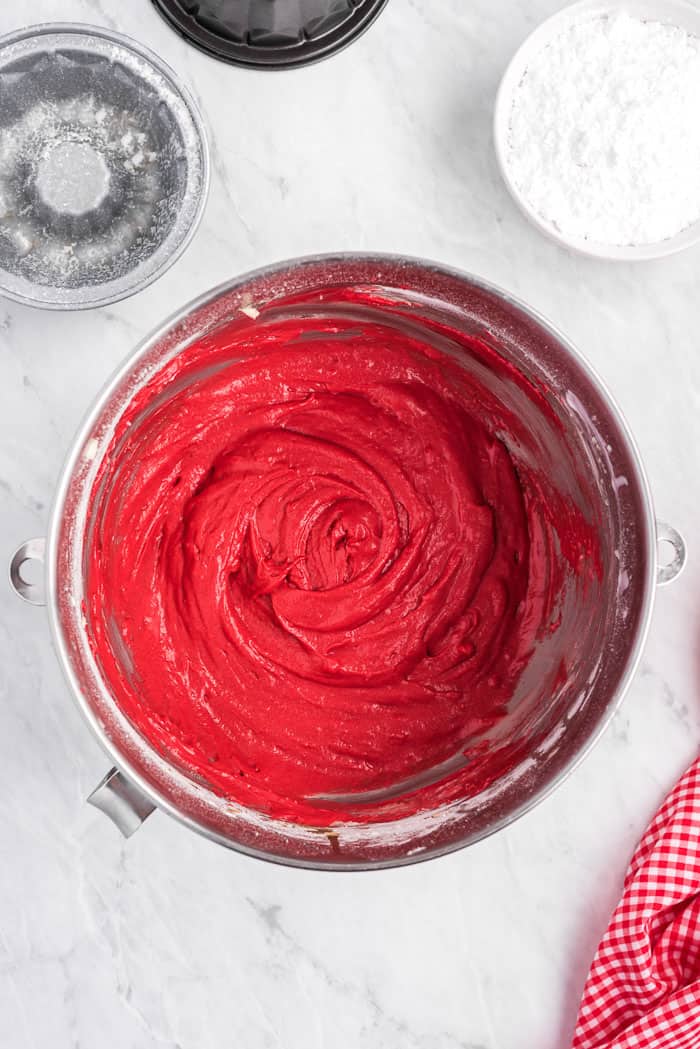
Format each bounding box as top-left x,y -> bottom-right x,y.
494,0 -> 700,261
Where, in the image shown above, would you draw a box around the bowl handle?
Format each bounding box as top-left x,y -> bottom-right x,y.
656,522 -> 687,586
10,542 -> 156,837
87,768 -> 156,838
9,537 -> 46,606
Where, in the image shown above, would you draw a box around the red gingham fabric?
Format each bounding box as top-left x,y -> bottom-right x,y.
572,758 -> 700,1049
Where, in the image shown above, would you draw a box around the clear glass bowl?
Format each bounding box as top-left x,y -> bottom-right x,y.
0,23 -> 209,309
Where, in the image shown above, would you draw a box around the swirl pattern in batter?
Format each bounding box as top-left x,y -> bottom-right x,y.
86,304 -> 595,824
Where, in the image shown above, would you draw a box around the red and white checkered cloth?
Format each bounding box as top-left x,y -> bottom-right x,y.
572,758 -> 700,1049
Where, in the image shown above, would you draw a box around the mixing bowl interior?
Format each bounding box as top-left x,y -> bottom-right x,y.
50,256 -> 653,868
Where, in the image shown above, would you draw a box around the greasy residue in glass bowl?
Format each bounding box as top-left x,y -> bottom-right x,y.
0,35 -> 198,298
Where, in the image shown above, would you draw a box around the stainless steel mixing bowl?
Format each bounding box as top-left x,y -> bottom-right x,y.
9,255 -> 686,869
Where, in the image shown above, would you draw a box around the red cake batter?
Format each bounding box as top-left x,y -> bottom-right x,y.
86,296 -> 597,824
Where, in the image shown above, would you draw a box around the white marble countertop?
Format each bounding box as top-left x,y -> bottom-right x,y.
2,1 -> 699,1046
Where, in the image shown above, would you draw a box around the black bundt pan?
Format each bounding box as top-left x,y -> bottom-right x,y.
151,0 -> 389,69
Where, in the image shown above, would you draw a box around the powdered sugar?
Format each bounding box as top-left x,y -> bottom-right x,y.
506,12 -> 700,246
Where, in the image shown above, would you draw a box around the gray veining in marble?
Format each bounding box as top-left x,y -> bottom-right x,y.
2,1 -> 699,1047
